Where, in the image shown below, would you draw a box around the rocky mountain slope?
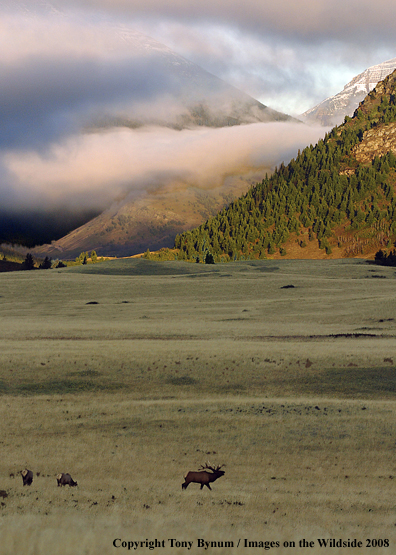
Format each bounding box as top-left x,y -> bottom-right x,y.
32,169 -> 270,259
302,58 -> 396,127
175,70 -> 396,261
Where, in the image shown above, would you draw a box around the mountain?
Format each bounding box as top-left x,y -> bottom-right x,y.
87,27 -> 295,130
32,169 -> 270,259
1,7 -> 296,250
301,58 -> 396,127
174,69 -> 396,261
3,2 -> 292,128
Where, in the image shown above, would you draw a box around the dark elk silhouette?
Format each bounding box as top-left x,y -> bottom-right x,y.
182,462 -> 225,490
56,473 -> 78,487
21,469 -> 33,486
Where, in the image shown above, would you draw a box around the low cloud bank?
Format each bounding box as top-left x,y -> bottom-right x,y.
1,123 -> 327,214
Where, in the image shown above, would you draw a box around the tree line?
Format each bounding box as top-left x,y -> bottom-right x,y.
22,250 -> 102,270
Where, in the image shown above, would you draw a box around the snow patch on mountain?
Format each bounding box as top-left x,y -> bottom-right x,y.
302,58 -> 396,126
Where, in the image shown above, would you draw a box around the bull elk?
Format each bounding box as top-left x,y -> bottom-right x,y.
21,469 -> 33,486
56,473 -> 78,487
182,462 -> 225,491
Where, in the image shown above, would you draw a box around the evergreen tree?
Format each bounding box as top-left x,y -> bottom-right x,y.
39,256 -> 52,269
23,253 -> 35,270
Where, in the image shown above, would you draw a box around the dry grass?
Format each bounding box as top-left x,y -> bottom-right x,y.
0,258 -> 395,553
2,394 -> 396,553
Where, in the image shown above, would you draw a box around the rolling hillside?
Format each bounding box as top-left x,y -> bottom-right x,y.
175,70 -> 396,261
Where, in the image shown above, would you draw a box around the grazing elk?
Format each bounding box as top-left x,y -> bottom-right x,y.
182,462 -> 225,491
56,473 -> 78,487
21,469 -> 33,486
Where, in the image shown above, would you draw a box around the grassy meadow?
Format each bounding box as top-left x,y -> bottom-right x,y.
0,258 -> 396,553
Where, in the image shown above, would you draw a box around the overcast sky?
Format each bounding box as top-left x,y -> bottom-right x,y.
23,0 -> 396,114
1,0 -> 395,220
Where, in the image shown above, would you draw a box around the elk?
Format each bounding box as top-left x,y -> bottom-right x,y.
21,469 -> 33,486
182,462 -> 225,491
56,473 -> 78,487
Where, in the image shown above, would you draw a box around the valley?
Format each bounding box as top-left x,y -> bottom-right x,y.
0,258 -> 395,553
3,3 -> 396,554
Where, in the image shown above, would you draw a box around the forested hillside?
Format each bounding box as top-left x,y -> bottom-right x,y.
175,70 -> 396,261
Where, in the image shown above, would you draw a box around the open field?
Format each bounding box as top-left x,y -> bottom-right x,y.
0,258 -> 396,553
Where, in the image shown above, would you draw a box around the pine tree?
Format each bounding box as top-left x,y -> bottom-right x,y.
23,253 -> 35,270
39,256 -> 52,269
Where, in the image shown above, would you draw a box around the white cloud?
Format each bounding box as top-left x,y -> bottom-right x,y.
1,123 -> 327,211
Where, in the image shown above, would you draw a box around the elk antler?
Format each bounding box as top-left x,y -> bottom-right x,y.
199,461 -> 225,472
199,461 -> 213,471
214,464 -> 225,471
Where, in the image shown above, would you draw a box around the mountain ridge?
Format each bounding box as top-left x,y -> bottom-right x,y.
302,58 -> 396,127
174,69 -> 396,261
89,26 -> 295,130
